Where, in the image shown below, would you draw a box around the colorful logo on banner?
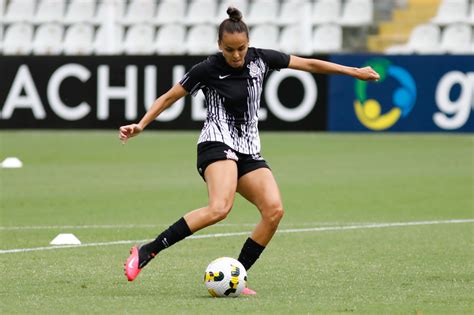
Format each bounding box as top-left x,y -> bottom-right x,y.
354,58 -> 416,130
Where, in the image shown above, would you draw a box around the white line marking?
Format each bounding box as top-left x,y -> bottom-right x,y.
0,222 -> 357,231
0,219 -> 472,254
0,224 -> 166,230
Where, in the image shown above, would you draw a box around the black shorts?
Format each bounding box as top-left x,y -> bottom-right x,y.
197,141 -> 270,180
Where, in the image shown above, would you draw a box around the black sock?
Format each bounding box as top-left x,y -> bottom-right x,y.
141,217 -> 192,258
238,237 -> 266,271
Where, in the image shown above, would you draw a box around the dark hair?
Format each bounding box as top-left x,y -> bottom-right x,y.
218,7 -> 249,42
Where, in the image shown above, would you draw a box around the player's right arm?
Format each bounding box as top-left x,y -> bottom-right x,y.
119,83 -> 188,143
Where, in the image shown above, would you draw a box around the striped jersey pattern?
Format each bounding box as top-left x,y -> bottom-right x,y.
179,48 -> 290,155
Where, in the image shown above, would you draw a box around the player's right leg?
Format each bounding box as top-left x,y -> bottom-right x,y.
125,160 -> 238,281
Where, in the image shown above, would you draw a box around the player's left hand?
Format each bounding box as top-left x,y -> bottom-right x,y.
355,66 -> 380,81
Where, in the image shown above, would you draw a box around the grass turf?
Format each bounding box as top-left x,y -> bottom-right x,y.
0,131 -> 473,314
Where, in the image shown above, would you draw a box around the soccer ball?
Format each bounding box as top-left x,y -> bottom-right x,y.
204,257 -> 247,297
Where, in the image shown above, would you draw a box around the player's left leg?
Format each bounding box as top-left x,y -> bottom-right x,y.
125,160 -> 238,281
236,167 -> 284,294
237,167 -> 284,248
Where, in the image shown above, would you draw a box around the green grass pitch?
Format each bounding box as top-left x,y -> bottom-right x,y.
0,131 -> 473,314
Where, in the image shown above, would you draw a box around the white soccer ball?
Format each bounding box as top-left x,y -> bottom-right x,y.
204,257 -> 247,297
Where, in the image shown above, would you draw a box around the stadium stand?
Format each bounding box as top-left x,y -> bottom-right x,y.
469,1 -> 474,24
369,0 -> 441,52
155,23 -> 187,54
312,0 -> 341,25
32,23 -> 64,55
0,0 -> 3,52
34,0 -> 65,24
93,23 -> 124,55
155,0 -> 186,25
431,0 -> 469,25
371,0 -> 474,53
385,23 -> 441,53
63,23 -> 95,55
340,0 -> 374,26
312,24 -> 343,53
94,0 -> 125,25
121,0 -> 156,25
3,22 -> 34,55
439,22 -> 472,53
63,0 -> 96,24
3,0 -> 36,23
185,0 -> 218,25
1,0 -> 473,55
185,24 -> 218,54
472,31 -> 474,51
278,0 -> 311,25
279,24 -> 313,54
123,23 -> 156,54
246,0 -> 278,25
249,24 -> 280,50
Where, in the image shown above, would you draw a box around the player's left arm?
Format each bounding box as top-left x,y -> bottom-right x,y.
288,55 -> 380,81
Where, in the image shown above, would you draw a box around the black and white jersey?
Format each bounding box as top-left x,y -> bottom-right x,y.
179,47 -> 290,155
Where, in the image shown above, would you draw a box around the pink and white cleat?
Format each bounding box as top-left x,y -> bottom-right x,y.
124,246 -> 155,281
124,246 -> 142,281
241,287 -> 257,295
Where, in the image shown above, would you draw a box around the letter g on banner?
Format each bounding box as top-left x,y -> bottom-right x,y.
264,69 -> 317,122
433,71 -> 474,130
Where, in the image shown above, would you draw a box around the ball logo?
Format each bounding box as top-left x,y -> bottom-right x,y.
354,58 -> 416,130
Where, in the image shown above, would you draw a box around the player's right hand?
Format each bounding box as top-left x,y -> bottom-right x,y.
119,124 -> 143,144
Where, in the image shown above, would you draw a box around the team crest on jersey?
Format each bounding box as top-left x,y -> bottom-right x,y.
247,60 -> 264,79
224,149 -> 238,161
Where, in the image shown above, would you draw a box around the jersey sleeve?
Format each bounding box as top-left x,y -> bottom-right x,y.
179,60 -> 209,96
257,48 -> 291,71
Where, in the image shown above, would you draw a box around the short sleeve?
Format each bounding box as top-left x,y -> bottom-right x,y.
256,48 -> 290,70
179,60 -> 209,96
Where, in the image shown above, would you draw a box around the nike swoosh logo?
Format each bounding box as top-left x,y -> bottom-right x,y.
219,74 -> 231,79
128,256 -> 136,269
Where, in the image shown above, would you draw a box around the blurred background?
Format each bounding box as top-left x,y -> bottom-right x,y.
1,0 -> 473,56
0,0 -> 473,132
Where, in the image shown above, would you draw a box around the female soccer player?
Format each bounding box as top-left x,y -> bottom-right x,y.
120,7 -> 379,295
